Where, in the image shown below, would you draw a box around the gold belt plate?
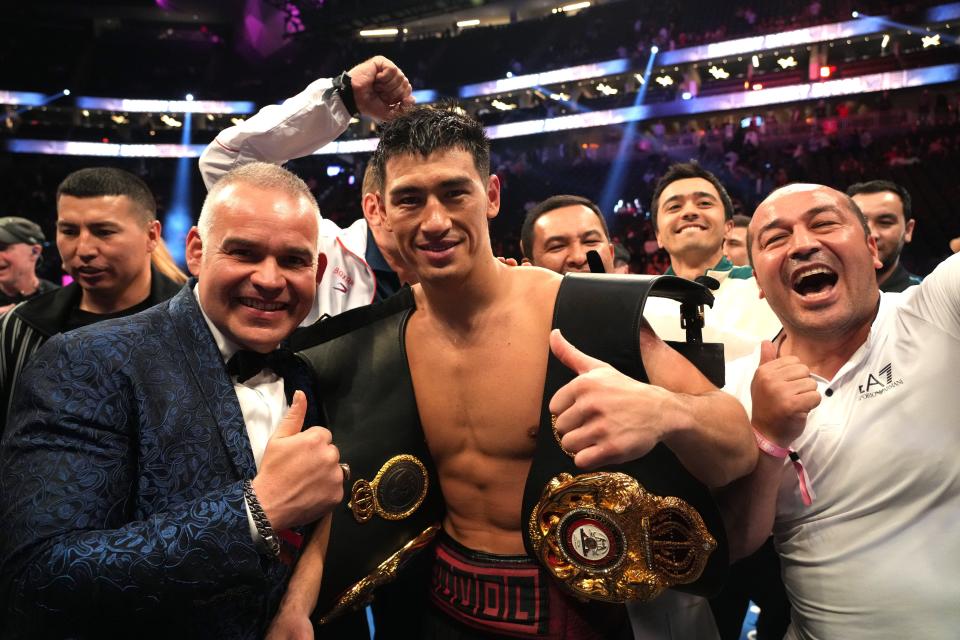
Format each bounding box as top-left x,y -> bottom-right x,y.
528,471 -> 716,602
348,454 -> 429,524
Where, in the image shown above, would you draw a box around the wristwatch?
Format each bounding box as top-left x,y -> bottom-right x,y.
332,71 -> 360,117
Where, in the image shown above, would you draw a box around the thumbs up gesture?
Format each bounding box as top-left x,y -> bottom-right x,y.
549,329 -> 673,469
251,391 -> 345,531
749,341 -> 821,448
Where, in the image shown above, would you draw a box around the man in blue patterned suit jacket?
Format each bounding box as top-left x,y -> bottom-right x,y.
0,163 -> 347,638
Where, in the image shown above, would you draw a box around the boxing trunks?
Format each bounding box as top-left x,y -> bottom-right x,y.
426,532 -> 631,639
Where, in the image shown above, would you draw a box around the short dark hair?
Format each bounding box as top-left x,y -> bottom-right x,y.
520,194 -> 609,259
372,104 -> 490,192
731,214 -> 751,229
56,167 -> 157,222
650,162 -> 734,230
846,180 -> 913,222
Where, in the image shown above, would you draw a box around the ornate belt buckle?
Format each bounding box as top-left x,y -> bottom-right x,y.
528,471 -> 716,602
348,454 -> 429,524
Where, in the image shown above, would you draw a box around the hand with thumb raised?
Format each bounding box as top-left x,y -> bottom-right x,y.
252,391 -> 344,531
750,340 -> 820,447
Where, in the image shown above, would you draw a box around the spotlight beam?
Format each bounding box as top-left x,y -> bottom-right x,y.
852,12 -> 960,46
598,49 -> 658,216
164,111 -> 193,266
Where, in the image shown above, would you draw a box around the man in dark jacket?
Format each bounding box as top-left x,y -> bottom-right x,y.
0,167 -> 180,427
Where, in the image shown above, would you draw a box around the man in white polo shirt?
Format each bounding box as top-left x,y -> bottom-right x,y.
722,183 -> 960,639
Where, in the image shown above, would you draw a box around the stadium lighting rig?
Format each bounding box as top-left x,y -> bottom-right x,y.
552,2 -> 591,14
708,65 -> 730,79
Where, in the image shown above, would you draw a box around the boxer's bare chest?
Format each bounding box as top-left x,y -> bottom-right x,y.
405,303 -> 551,464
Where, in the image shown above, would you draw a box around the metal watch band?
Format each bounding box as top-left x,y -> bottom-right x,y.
243,479 -> 281,559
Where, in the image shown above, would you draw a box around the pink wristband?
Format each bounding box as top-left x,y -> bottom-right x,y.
753,428 -> 816,507
754,428 -> 790,458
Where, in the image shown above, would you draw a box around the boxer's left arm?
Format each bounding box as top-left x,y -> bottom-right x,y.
550,327 -> 756,488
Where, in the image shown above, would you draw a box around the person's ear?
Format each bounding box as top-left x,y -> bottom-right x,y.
145,220 -> 161,253
185,227 -> 203,277
486,174 -> 501,220
362,192 -> 381,228
903,219 -> 915,244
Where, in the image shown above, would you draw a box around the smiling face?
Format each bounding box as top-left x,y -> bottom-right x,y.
186,182 -> 319,353
56,194 -> 159,310
655,177 -> 731,262
749,184 -> 882,337
0,242 -> 39,294
379,148 -> 500,285
530,205 -> 614,274
850,190 -> 914,273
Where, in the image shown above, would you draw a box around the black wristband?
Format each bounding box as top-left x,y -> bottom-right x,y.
243,479 -> 281,559
333,71 -> 360,117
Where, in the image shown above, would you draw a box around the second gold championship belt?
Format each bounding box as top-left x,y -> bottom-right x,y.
294,289 -> 443,626
522,274 -> 729,603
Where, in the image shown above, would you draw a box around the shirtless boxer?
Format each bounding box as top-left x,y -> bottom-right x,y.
268,106 -> 755,639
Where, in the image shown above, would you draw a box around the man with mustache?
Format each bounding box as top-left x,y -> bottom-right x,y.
0,168 -> 180,427
519,195 -> 616,275
722,183 -> 960,639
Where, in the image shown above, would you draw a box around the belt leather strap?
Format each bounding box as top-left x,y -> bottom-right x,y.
521,274 -> 729,599
294,288 -> 443,623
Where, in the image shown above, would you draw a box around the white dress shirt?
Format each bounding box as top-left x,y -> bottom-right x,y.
194,287 -> 290,543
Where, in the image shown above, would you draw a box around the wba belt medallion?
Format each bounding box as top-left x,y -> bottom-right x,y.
522,275 -> 730,602
528,471 -> 716,602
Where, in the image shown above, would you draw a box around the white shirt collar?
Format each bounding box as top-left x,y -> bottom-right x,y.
192,284 -> 240,364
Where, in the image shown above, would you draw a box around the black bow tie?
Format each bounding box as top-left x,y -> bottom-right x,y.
227,348 -> 302,387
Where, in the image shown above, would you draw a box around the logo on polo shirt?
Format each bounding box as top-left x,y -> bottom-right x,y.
331,266 -> 353,294
857,363 -> 903,399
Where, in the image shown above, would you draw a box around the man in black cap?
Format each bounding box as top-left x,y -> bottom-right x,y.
0,217 -> 58,312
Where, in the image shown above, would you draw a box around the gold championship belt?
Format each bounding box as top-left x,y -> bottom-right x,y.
293,289 -> 443,626
528,472 -> 716,602
522,274 -> 729,603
